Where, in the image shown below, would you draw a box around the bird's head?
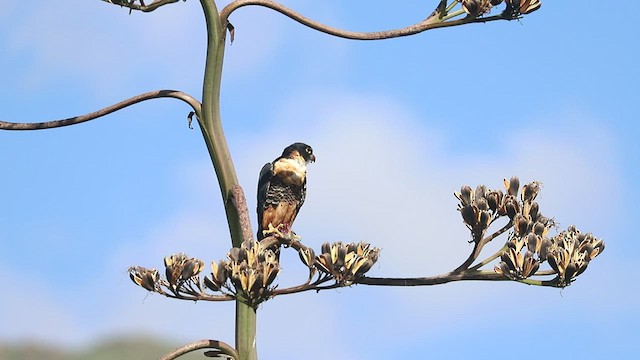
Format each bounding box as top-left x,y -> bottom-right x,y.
282,142 -> 316,164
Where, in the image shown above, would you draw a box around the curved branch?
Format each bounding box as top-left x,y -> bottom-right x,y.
0,90 -> 201,131
159,339 -> 238,360
269,274 -> 336,297
531,269 -> 557,277
164,292 -> 235,302
358,270 -> 504,286
468,243 -> 508,271
103,0 -> 181,13
453,221 -> 513,273
358,269 -> 561,288
220,0 -> 514,41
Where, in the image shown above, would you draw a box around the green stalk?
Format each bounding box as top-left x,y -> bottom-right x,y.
199,1 -> 257,359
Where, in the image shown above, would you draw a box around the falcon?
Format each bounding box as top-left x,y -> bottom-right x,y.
257,142 -> 315,240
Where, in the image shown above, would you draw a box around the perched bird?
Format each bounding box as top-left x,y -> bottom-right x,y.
257,142 -> 315,240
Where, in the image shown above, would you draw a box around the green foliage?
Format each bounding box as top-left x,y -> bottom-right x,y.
0,338 -> 205,360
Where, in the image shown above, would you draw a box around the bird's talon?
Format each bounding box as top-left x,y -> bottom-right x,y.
262,223 -> 285,238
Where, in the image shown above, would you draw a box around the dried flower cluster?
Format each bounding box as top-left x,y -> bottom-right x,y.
209,240 -> 280,306
459,0 -> 541,18
128,241 -> 281,306
165,253 -> 206,294
496,225 -> 605,286
314,242 -> 380,285
129,266 -> 160,292
545,226 -> 605,286
128,238 -> 381,305
129,253 -> 208,298
458,177 -> 609,287
455,177 -> 541,242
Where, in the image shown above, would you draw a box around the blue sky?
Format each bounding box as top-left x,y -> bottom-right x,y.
1,1 -> 638,359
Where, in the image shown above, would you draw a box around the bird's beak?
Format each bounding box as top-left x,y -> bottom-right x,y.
310,154 -> 316,163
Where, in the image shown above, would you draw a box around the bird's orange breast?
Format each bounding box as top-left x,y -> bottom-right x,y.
261,202 -> 299,229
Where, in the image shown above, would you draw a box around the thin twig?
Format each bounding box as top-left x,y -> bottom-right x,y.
220,0 -> 513,41
163,291 -> 235,302
468,243 -> 508,271
532,269 -> 557,276
159,339 -> 239,360
269,274 -> 335,296
453,221 -> 513,273
0,90 -> 201,131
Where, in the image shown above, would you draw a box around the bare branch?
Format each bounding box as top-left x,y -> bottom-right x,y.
358,270 -> 501,286
357,269 -> 560,288
269,274 -> 336,297
0,90 -> 201,131
220,0 -> 514,41
258,235 -> 307,252
102,0 -> 181,13
453,221 -> 513,273
159,339 -> 238,360
532,269 -> 556,276
163,291 -> 235,302
468,243 -> 508,271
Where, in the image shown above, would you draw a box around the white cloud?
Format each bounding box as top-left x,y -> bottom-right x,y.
0,76 -> 626,358
3,1 -> 273,95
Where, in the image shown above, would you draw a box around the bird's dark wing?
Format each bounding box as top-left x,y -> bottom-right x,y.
257,162 -> 274,239
299,176 -> 307,209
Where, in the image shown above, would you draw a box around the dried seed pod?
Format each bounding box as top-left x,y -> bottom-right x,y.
522,181 -> 541,202
504,176 -> 520,196
262,261 -> 279,287
129,266 -> 159,292
522,251 -> 540,278
476,197 -> 489,211
532,221 -> 547,237
460,205 -> 479,227
298,247 -> 316,268
475,185 -> 488,202
357,242 -> 371,256
321,242 -> 331,255
181,258 -> 205,279
352,258 -> 374,277
485,190 -> 503,212
164,253 -> 188,291
228,248 -> 242,262
315,253 -> 332,274
526,233 -> 541,254
455,185 -> 474,206
528,202 -> 540,221
203,276 -> 220,292
514,214 -> 530,237
479,210 -> 492,229
495,261 -> 511,277
461,0 -> 481,15
344,251 -> 358,271
503,196 -> 520,219
539,238 -> 553,261
505,0 -> 541,15
211,260 -> 228,285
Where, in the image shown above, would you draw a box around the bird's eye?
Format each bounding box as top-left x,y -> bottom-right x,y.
306,147 -> 312,154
